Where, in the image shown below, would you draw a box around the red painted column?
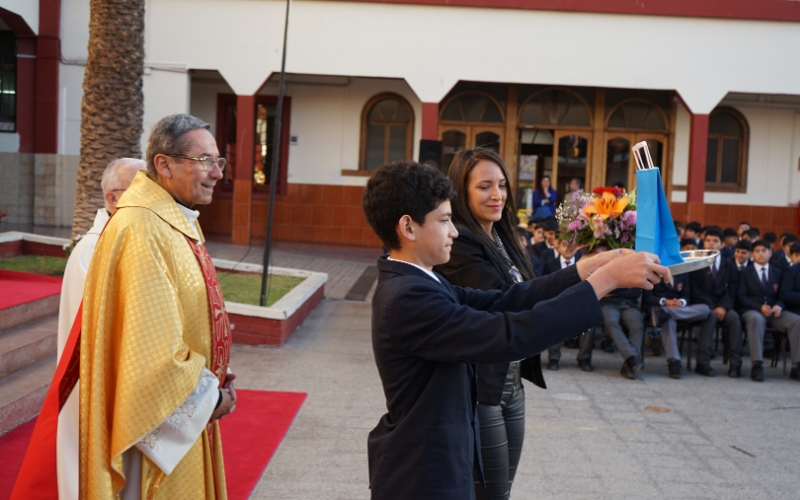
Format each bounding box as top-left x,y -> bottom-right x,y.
421,102 -> 439,140
232,95 -> 255,246
15,37 -> 36,153
686,113 -> 709,222
35,0 -> 61,154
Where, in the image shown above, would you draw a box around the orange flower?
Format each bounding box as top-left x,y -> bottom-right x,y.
583,192 -> 630,220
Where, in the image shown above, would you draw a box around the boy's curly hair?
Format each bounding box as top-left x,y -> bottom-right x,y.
362,161 -> 456,250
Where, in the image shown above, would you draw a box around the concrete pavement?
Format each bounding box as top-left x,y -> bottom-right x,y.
235,298 -> 800,500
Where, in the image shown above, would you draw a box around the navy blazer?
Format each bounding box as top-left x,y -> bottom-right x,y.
368,257 -> 603,500
530,241 -> 556,262
771,251 -> 791,272
600,287 -> 642,309
779,263 -> 800,315
737,263 -> 784,312
435,225 -> 545,406
643,273 -> 690,308
527,248 -> 544,276
689,256 -> 738,311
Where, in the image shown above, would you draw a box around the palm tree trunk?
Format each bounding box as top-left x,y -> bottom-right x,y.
71,0 -> 145,238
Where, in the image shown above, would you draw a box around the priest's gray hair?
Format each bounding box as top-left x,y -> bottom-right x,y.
101,158 -> 146,211
146,113 -> 211,178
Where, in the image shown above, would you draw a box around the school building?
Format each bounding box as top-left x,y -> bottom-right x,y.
2,0 -> 800,246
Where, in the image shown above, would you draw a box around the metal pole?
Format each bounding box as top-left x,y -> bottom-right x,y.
260,0 -> 291,307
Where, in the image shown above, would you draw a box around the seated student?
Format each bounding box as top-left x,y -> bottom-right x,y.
771,234 -> 798,272
645,271 -> 716,379
737,240 -> 800,382
738,221 -> 751,239
516,226 -> 543,276
741,228 -> 759,242
674,220 -> 685,239
530,218 -> 559,262
362,161 -> 667,499
779,243 -> 800,381
680,238 -> 698,251
544,240 -> 593,371
722,228 -> 739,259
600,283 -> 646,380
731,240 -> 753,270
685,221 -> 702,246
690,227 -> 743,377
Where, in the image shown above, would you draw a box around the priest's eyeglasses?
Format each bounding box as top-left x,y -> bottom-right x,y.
165,154 -> 227,172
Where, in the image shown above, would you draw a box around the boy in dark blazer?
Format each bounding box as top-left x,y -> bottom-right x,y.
737,240 -> 800,382
361,162 -> 669,500
543,240 -> 593,371
779,243 -> 800,380
644,272 -> 716,379
689,228 -> 743,377
530,219 -> 559,262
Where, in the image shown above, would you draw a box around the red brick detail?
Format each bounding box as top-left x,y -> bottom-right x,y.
687,113 -> 709,204
421,103 -> 439,141
21,240 -> 66,258
669,202 -> 799,240
199,183 -> 383,247
0,240 -> 21,258
228,286 -> 324,346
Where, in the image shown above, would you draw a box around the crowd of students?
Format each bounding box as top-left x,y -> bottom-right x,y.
522,216 -> 800,383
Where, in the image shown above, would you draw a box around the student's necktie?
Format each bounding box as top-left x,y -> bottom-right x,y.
711,260 -> 718,279
761,267 -> 769,290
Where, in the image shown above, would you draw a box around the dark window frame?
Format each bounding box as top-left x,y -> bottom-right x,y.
214,93 -> 291,198
358,92 -> 415,173
705,106 -> 748,193
0,30 -> 16,132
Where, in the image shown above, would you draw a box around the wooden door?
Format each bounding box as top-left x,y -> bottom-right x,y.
552,130 -> 592,201
439,125 -> 505,174
604,133 -> 668,191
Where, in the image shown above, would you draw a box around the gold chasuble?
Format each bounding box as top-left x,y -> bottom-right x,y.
80,171 -> 229,499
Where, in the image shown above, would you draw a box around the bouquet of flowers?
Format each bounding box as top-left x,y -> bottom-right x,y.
556,186 -> 637,251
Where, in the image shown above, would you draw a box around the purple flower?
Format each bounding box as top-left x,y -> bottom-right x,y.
621,210 -> 637,226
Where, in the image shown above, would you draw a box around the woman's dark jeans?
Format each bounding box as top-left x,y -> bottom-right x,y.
473,367 -> 525,500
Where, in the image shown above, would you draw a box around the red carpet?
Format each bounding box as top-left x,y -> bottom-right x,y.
0,270 -> 62,310
0,389 -> 306,500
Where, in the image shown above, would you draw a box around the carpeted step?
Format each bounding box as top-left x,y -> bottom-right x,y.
0,356 -> 54,436
0,295 -> 60,334
0,315 -> 58,379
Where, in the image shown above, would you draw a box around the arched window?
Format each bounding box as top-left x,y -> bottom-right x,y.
518,88 -> 591,128
706,107 -> 748,192
360,93 -> 414,171
606,99 -> 668,131
440,92 -> 504,123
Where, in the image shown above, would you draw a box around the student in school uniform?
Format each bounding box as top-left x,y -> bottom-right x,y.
730,240 -> 753,271
779,243 -> 800,381
737,240 -> 800,382
689,228 -> 743,377
530,218 -> 559,263
362,161 -> 668,500
543,240 -> 593,372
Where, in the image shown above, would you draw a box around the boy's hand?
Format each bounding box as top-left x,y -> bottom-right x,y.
576,248 -> 632,280
586,252 -> 670,299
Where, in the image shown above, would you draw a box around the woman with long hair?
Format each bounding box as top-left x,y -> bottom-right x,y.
532,175 -> 557,218
435,147 -> 544,500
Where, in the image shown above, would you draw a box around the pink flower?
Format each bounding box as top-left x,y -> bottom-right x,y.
621,210 -> 637,226
592,215 -> 611,239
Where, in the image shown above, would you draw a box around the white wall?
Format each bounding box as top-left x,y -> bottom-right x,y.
0,0 -> 38,34
190,76 -> 421,187
141,0 -> 800,113
670,100 -> 691,202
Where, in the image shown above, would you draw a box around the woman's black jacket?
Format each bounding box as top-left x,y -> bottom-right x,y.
435,225 -> 546,405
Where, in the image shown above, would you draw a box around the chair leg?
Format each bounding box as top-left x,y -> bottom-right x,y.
783,335 -> 788,376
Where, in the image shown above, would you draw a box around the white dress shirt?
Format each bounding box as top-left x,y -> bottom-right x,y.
388,257 -> 441,283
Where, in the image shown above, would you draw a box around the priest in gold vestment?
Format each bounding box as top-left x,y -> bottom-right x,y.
80,114 -> 236,499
